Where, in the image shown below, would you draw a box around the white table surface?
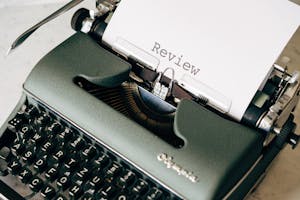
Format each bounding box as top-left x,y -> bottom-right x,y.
0,1 -> 300,200
0,0 -> 94,127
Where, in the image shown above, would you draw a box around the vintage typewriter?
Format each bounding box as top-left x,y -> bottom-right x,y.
1,0 -> 300,199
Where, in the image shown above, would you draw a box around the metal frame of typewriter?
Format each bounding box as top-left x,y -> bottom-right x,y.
0,1 -> 299,199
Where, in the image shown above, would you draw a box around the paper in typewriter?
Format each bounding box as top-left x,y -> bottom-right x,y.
102,0 -> 300,120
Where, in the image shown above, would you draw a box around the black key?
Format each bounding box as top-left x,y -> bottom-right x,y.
116,170 -> 136,188
24,104 -> 39,119
35,112 -> 50,126
18,124 -> 34,140
69,184 -> 84,199
57,175 -> 71,190
81,145 -> 97,160
45,167 -> 59,182
8,116 -> 24,132
101,185 -> 118,198
69,137 -> 86,151
30,132 -> 46,146
105,162 -> 122,182
72,167 -> 92,183
54,194 -> 67,200
88,173 -> 104,189
57,128 -> 73,142
146,188 -> 163,200
29,177 -> 44,192
93,153 -> 109,169
33,156 -> 48,173
81,193 -> 95,200
41,185 -> 56,200
41,141 -> 55,154
22,147 -> 36,164
11,142 -> 25,156
64,156 -> 79,171
7,159 -> 22,175
51,149 -> 66,163
132,179 -> 149,196
18,167 -> 33,183
47,121 -> 62,134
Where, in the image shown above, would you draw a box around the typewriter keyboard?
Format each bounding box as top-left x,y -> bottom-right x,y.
0,100 -> 180,200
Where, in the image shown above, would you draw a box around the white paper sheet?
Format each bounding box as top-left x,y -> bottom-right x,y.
103,0 -> 300,120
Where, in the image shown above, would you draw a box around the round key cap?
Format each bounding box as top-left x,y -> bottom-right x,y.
35,112 -> 50,127
7,159 -> 22,175
41,185 -> 56,200
116,170 -> 136,188
22,147 -> 36,164
81,145 -> 97,160
132,179 -> 149,196
41,141 -> 55,154
45,166 -> 59,182
47,122 -> 63,134
11,141 -> 25,156
101,185 -> 118,198
18,167 -> 33,183
24,105 -> 39,119
19,125 -> 34,140
69,137 -> 86,151
87,173 -> 104,190
34,157 -> 48,173
50,149 -> 66,164
57,175 -> 71,190
57,128 -> 74,143
146,188 -> 163,200
29,177 -> 44,192
93,153 -> 109,169
64,156 -> 79,172
69,184 -> 84,199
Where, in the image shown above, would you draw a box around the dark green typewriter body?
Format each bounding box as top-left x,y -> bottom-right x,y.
0,33 -> 296,200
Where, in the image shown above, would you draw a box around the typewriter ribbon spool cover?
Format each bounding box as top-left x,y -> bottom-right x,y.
102,0 -> 300,121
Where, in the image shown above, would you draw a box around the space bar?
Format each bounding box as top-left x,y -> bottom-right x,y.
0,180 -> 25,200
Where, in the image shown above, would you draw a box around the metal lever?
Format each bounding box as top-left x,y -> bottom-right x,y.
7,0 -> 85,55
152,68 -> 175,100
258,71 -> 300,132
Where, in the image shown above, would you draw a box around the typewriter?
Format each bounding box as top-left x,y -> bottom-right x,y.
1,0 -> 300,199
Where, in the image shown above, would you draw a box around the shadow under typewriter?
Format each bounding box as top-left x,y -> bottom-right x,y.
74,77 -> 185,148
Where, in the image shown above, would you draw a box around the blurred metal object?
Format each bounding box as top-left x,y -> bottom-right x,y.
7,0 -> 85,55
258,69 -> 300,133
287,132 -> 300,149
152,68 -> 175,100
96,0 -> 120,14
70,0 -> 119,35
